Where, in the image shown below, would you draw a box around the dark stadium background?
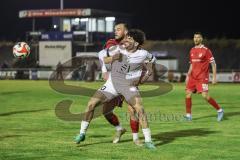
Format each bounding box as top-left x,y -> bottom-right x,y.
0,0 -> 239,40
1,1 -> 240,159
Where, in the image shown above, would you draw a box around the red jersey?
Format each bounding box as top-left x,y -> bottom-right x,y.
104,39 -> 120,49
189,45 -> 215,82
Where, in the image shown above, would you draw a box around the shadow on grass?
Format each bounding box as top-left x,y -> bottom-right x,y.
76,128 -> 216,148
0,109 -> 51,117
76,139 -> 113,147
194,111 -> 240,121
0,135 -> 24,141
153,128 -> 218,146
0,91 -> 29,95
77,136 -> 132,147
88,135 -> 109,138
156,102 -> 240,107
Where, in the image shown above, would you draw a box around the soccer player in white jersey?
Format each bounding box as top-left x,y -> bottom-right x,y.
100,23 -> 142,146
75,29 -> 156,149
99,47 -> 144,146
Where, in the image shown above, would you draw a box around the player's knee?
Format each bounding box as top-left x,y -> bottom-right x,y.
87,100 -> 98,110
201,93 -> 208,100
134,105 -> 144,114
186,92 -> 192,98
128,105 -> 135,114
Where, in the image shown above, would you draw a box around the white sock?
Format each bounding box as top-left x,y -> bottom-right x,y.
80,121 -> 89,134
217,108 -> 223,113
142,128 -> 152,142
186,113 -> 191,117
132,133 -> 139,141
115,125 -> 123,131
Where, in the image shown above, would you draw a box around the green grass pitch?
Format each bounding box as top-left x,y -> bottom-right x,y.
0,80 -> 240,160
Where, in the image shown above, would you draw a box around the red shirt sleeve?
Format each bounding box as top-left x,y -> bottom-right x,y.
206,48 -> 214,63
104,39 -> 119,49
189,49 -> 193,64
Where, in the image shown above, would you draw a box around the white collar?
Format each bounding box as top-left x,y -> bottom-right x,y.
194,44 -> 204,48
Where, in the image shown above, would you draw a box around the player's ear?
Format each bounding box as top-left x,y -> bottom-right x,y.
134,42 -> 139,47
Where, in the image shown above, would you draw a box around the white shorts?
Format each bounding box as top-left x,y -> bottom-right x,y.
98,74 -> 140,102
98,74 -> 118,100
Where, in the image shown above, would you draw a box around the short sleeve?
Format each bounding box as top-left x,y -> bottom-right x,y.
145,51 -> 156,63
206,49 -> 214,63
189,49 -> 192,64
98,50 -> 108,73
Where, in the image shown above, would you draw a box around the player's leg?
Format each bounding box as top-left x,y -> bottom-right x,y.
128,96 -> 155,149
75,91 -> 107,144
83,91 -> 107,122
103,97 -> 122,129
117,85 -> 155,149
76,77 -> 120,144
103,109 -> 121,130
185,77 -> 195,120
128,104 -> 142,146
102,97 -> 126,143
201,89 -> 224,121
106,112 -> 126,144
185,90 -> 193,120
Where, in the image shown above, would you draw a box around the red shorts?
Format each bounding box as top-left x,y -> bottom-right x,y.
186,77 -> 208,93
106,95 -> 124,108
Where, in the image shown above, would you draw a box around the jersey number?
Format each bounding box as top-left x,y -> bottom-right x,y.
100,86 -> 107,90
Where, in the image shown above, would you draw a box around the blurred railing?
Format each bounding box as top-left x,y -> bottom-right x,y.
1,68 -> 239,83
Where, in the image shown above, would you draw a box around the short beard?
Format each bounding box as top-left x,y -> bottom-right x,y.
116,36 -> 124,42
194,42 -> 201,46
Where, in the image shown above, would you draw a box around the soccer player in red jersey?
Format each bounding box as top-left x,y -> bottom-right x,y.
100,23 -> 142,145
185,32 -> 224,121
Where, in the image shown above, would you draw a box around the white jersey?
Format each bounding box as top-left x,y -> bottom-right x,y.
107,45 -> 155,63
98,45 -> 156,101
98,49 -> 109,73
98,45 -> 155,73
109,45 -> 155,82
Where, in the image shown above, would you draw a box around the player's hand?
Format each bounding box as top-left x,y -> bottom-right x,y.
112,52 -> 122,61
139,73 -> 151,84
102,72 -> 109,81
212,78 -> 217,85
131,80 -> 140,86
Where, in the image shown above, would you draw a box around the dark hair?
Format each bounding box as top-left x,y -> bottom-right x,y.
127,29 -> 146,45
194,32 -> 203,37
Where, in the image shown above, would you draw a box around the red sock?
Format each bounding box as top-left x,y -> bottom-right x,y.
106,114 -> 120,126
185,98 -> 192,114
130,119 -> 139,133
208,97 -> 221,110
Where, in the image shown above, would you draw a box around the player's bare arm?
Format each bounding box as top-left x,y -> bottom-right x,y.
185,64 -> 192,84
211,60 -> 217,84
139,63 -> 153,84
103,52 -> 122,64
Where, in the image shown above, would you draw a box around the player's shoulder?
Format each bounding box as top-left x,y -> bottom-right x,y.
202,45 -> 210,51
201,45 -> 213,54
98,49 -> 107,57
137,48 -> 149,55
191,45 -> 210,51
108,45 -> 120,52
98,49 -> 106,54
104,39 -> 119,49
106,39 -> 118,44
